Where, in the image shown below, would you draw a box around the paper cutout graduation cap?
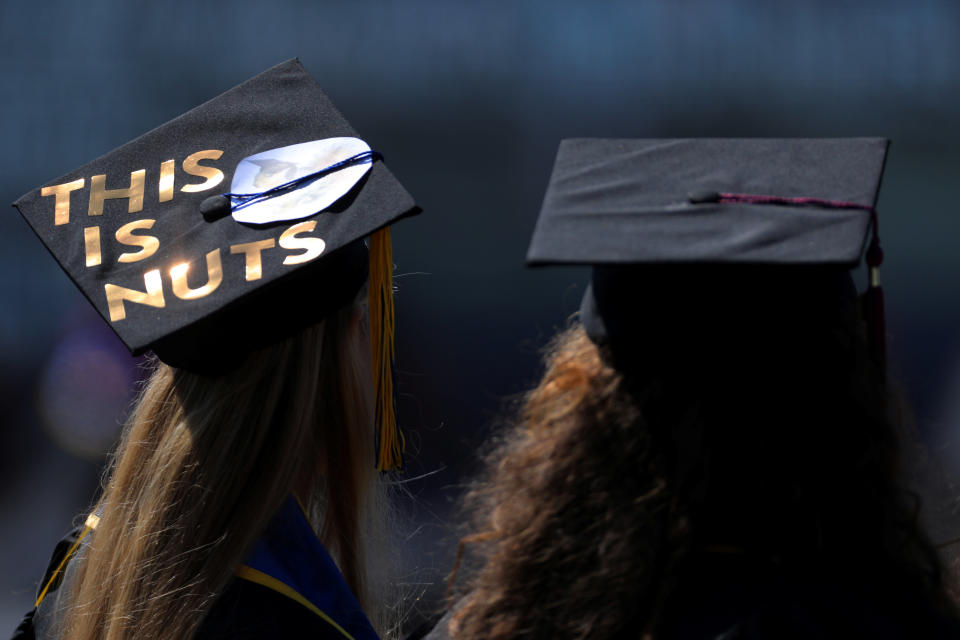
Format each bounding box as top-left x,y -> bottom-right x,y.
528,137 -> 890,368
14,59 -> 419,470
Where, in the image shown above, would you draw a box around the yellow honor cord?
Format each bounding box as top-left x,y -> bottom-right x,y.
235,565 -> 358,640
369,227 -> 404,471
34,520 -> 97,608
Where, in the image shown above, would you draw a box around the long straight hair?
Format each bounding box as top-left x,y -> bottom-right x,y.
60,300 -> 391,639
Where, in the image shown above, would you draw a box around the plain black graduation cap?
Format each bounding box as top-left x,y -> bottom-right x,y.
527,137 -> 890,368
14,59 -> 419,470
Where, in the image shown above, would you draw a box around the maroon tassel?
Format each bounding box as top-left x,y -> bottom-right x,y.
863,275 -> 886,370
863,216 -> 886,374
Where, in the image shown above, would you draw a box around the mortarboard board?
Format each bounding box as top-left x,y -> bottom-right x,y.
13,59 -> 419,470
527,138 -> 890,369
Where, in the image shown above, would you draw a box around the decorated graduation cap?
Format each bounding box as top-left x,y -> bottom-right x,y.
13,59 -> 419,470
528,137 -> 890,369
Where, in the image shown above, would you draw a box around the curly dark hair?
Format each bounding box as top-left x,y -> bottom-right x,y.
448,268 -> 959,639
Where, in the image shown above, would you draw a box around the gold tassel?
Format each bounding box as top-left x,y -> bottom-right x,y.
369,227 -> 404,471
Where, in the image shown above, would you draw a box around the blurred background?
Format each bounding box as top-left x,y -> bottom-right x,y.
2,0 -> 960,633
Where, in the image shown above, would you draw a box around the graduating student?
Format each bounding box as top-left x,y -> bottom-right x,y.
11,60 -> 419,640
438,139 -> 960,639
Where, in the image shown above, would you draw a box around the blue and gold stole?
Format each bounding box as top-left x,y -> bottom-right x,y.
236,497 -> 380,640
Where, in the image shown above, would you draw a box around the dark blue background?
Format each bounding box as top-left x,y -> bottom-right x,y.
3,0 -> 960,631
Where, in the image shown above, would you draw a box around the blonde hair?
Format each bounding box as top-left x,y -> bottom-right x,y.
61,301 -> 392,639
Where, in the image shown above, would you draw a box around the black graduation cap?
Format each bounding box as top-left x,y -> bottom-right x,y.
13,59 -> 419,470
527,138 -> 890,368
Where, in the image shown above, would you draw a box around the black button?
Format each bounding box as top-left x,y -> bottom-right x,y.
688,190 -> 721,204
200,194 -> 232,221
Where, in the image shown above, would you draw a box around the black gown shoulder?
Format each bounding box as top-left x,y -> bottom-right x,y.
416,555 -> 960,640
654,553 -> 960,640
195,576 -> 355,639
10,498 -> 380,640
9,529 -> 358,640
10,526 -> 83,640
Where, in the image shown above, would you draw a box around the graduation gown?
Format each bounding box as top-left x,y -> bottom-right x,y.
11,497 -> 379,639
419,554 -> 960,640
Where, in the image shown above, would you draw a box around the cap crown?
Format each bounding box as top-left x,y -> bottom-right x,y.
14,59 -> 418,357
528,138 -> 889,267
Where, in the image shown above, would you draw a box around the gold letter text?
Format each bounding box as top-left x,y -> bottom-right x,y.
159,159 -> 176,202
279,221 -> 326,266
84,226 -> 102,267
105,269 -> 164,322
115,219 -> 159,264
41,178 -> 85,226
230,239 -> 276,281
170,249 -> 223,300
88,170 -> 146,216
181,150 -> 224,193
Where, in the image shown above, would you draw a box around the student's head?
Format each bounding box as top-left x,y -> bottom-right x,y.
62,289 -> 394,639
448,267 -> 932,634
447,138 -> 956,638
448,289 -> 957,638
14,62 -> 420,640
